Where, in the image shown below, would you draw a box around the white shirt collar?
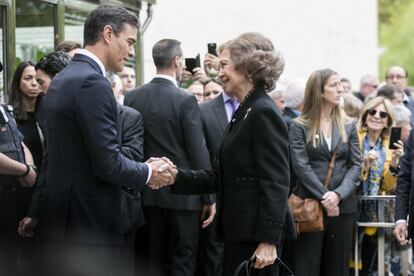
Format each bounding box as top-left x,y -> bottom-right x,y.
78,49 -> 106,76
154,74 -> 179,88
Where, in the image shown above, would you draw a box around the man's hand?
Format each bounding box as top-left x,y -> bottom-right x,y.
19,165 -> 37,187
394,221 -> 410,245
201,203 -> 216,229
192,68 -> 209,83
321,191 -> 340,210
253,242 -> 277,269
18,217 -> 38,238
146,157 -> 176,189
204,53 -> 220,75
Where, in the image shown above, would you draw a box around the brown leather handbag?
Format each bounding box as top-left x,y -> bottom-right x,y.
288,145 -> 339,234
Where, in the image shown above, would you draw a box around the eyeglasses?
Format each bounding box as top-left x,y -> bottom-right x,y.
367,108 -> 388,119
387,74 -> 406,80
367,84 -> 378,89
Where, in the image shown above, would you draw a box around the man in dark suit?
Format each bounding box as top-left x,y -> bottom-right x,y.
124,39 -> 212,276
41,5 -> 173,276
198,81 -> 238,276
282,79 -> 305,127
394,128 -> 414,246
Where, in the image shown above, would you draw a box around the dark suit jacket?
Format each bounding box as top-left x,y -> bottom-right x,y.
289,120 -> 361,214
124,77 -> 212,210
282,107 -> 298,128
199,93 -> 228,164
173,88 -> 291,245
117,105 -> 146,233
395,129 -> 414,238
42,54 -> 149,245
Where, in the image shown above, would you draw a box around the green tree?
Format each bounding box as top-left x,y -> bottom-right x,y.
379,0 -> 414,85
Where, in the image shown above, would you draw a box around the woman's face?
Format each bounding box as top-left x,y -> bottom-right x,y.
322,74 -> 343,107
20,66 -> 39,98
218,49 -> 248,96
365,103 -> 389,132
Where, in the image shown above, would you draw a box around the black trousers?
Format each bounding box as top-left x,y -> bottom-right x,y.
223,241 -> 280,276
197,216 -> 224,276
145,207 -> 200,276
0,187 -> 17,276
42,241 -> 122,276
286,213 -> 355,276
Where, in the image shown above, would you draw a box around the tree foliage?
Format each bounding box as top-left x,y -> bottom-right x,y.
379,0 -> 414,85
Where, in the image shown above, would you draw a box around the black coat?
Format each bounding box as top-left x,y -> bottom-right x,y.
124,77 -> 212,210
42,54 -> 149,245
173,88 -> 291,245
395,129 -> 414,238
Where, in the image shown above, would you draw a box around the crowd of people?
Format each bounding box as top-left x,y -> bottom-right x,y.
2,4 -> 414,276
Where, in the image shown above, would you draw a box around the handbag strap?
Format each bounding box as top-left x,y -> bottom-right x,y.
233,256 -> 255,276
323,142 -> 340,188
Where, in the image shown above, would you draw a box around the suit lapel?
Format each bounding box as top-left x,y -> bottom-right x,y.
331,120 -> 341,153
212,95 -> 228,131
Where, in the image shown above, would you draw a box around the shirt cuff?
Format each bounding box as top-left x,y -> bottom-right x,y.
396,219 -> 407,225
145,163 -> 152,184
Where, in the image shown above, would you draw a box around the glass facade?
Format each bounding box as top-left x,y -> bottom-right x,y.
0,0 -> 152,102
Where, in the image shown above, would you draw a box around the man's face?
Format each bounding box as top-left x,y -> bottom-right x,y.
386,66 -> 407,90
36,69 -> 52,93
118,66 -> 136,93
108,23 -> 137,73
361,77 -> 379,96
341,81 -> 352,93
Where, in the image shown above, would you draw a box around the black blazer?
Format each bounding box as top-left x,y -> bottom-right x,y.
117,104 -> 146,233
199,93 -> 228,163
289,120 -> 361,214
124,77 -> 212,210
173,88 -> 291,245
395,129 -> 414,238
42,54 -> 149,245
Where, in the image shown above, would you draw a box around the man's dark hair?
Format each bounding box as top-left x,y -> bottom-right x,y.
83,5 -> 139,46
377,85 -> 398,101
36,51 -> 71,78
152,39 -> 183,69
55,40 -> 82,52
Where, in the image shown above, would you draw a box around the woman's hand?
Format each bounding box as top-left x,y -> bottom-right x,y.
363,149 -> 378,171
321,191 -> 340,210
391,140 -> 404,168
253,242 -> 277,269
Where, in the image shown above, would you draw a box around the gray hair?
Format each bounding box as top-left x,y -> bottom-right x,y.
284,79 -> 306,109
394,105 -> 411,125
360,74 -> 378,86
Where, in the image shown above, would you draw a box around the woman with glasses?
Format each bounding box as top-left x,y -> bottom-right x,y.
357,97 -> 403,275
287,68 -> 361,276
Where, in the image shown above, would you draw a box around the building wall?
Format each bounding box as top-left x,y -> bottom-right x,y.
142,0 -> 378,88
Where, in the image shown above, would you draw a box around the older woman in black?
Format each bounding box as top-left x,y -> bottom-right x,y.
169,32 -> 291,276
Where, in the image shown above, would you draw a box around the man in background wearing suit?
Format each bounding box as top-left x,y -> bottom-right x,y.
394,129 -> 414,247
41,5 -> 173,276
198,79 -> 239,276
125,39 -> 213,276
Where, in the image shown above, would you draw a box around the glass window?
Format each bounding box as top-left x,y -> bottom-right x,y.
64,5 -> 92,46
16,0 -> 54,63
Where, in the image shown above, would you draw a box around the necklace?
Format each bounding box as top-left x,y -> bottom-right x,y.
239,87 -> 255,107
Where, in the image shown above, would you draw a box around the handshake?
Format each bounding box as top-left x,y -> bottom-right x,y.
146,157 -> 178,190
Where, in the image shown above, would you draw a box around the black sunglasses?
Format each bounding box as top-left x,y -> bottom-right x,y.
367,108 -> 388,119
233,256 -> 294,276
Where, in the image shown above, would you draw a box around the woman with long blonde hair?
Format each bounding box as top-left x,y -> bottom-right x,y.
287,68 -> 361,276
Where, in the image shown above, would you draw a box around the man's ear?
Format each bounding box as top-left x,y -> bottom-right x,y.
102,25 -> 113,44
173,56 -> 181,68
